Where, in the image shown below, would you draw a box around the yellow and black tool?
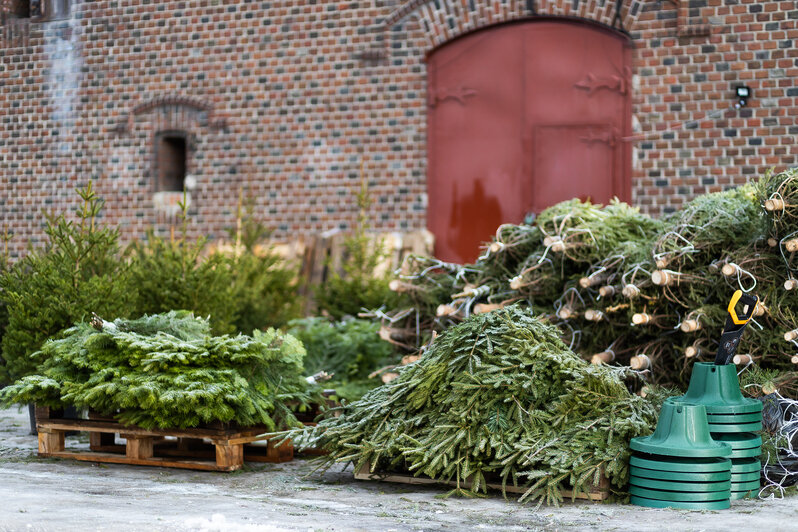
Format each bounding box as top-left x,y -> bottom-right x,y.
714,290 -> 758,365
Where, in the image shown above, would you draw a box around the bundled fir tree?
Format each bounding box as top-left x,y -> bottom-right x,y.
0,183 -> 134,382
295,307 -> 658,504
376,174 -> 798,391
381,199 -> 663,362
0,311 -> 319,430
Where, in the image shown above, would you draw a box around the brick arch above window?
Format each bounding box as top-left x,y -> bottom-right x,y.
372,0 -> 646,52
113,95 -> 228,136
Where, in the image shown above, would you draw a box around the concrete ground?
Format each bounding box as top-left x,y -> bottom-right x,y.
0,406 -> 796,532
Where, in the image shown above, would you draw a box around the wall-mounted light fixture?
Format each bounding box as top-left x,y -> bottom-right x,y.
735,85 -> 752,108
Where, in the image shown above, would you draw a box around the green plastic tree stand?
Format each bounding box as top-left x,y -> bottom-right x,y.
708,421 -> 763,433
731,471 -> 760,482
712,433 -> 762,450
706,412 -> 762,424
728,447 -> 761,459
630,485 -> 730,502
680,362 -> 762,414
730,458 -> 761,474
629,476 -> 732,492
629,467 -> 730,482
630,496 -> 730,510
630,399 -> 732,458
630,455 -> 731,473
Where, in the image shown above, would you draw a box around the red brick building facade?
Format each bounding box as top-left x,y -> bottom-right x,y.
1,0 -> 796,260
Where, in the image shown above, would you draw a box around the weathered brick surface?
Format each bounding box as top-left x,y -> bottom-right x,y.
1,1 -> 796,259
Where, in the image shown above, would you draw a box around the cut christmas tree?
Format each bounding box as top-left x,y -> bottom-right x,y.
295,307 -> 659,505
0,311 -> 320,431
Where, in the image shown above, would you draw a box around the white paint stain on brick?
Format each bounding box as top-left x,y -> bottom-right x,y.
43,0 -> 82,156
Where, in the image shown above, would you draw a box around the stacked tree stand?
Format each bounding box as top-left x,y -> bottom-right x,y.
628,398 -> 734,509
627,363 -> 764,509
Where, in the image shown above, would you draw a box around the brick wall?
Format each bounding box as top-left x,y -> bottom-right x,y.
632,0 -> 798,214
1,0 -> 796,260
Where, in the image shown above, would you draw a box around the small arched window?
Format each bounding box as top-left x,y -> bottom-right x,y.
154,131 -> 188,192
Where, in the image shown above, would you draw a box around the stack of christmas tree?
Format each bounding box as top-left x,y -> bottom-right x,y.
296,306 -> 659,504
0,311 -> 318,430
382,169 -> 798,390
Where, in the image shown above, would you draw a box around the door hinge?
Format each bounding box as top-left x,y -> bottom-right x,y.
574,73 -> 627,95
428,86 -> 478,107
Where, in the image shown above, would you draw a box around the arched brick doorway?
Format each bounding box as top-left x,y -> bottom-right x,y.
427,20 -> 633,263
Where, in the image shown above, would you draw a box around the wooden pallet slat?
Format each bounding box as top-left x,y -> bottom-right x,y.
354,461 -> 610,502
38,419 -> 242,440
42,450 -> 238,472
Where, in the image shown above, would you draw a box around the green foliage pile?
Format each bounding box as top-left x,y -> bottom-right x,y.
378,172 -> 798,391
0,184 -> 134,383
0,311 -> 317,430
296,307 -> 658,504
287,317 -> 394,380
287,317 -> 397,401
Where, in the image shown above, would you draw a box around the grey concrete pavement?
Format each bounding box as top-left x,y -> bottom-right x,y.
0,406 -> 796,532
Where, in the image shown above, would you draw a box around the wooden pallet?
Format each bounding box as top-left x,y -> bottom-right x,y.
354,461 -> 610,501
35,407 -> 293,472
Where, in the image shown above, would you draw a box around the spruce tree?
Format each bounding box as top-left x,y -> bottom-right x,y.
314,172 -> 403,319
126,194 -> 237,335
0,183 -> 134,382
227,194 -> 302,333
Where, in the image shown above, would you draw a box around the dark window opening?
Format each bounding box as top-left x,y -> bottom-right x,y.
155,133 -> 188,192
8,0 -> 30,18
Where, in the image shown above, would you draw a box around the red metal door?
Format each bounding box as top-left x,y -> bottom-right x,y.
427,20 -> 632,263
